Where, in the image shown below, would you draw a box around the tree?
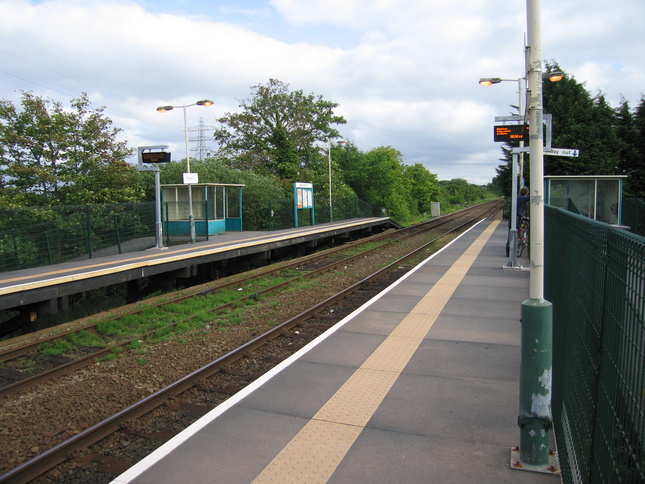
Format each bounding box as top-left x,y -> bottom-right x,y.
404,163 -> 441,214
153,157 -> 288,201
619,97 -> 645,199
336,145 -> 412,220
0,91 -> 139,206
542,64 -> 621,176
214,79 -> 346,181
440,178 -> 481,205
493,62 -> 642,195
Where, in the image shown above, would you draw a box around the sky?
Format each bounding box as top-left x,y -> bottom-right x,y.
1,0 -> 643,185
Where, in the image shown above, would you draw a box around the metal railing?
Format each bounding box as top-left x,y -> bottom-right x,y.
622,198 -> 645,236
0,198 -> 384,272
0,203 -> 157,273
546,205 -> 644,484
241,197 -> 382,231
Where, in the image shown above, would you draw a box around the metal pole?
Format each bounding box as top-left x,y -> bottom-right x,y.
328,140 -> 333,222
527,0 -> 545,302
505,152 -> 520,268
137,145 -> 167,250
154,169 -> 163,249
516,0 -> 555,471
518,78 -> 526,186
183,105 -> 196,243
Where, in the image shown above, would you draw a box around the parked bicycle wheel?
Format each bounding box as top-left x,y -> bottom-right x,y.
516,227 -> 526,257
516,217 -> 529,257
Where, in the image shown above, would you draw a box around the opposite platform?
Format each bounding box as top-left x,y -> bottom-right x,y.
0,218 -> 394,332
113,218 -> 559,484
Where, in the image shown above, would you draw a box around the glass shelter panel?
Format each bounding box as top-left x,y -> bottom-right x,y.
549,179 -> 595,218
216,186 -> 224,220
595,180 -> 620,224
546,176 -> 624,225
191,186 -> 205,220
227,186 -> 242,218
164,187 -> 190,221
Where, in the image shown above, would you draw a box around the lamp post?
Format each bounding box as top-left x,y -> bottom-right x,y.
328,139 -> 333,221
157,99 -> 213,243
479,77 -> 527,182
479,72 -> 562,269
479,71 -> 561,184
327,139 -> 346,222
513,0 -> 555,471
480,3 -> 563,468
479,77 -> 526,269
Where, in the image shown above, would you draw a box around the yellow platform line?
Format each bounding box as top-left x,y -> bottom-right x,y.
252,220 -> 500,483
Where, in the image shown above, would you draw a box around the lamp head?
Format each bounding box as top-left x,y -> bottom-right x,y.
196,99 -> 214,107
546,71 -> 564,83
479,77 -> 503,87
156,106 -> 174,112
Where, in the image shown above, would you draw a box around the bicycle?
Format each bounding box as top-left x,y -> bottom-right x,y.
516,216 -> 530,257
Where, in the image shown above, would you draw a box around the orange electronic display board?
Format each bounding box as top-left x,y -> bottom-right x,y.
494,124 -> 529,143
142,152 -> 171,163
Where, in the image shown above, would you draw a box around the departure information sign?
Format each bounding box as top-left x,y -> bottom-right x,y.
142,151 -> 171,163
494,124 -> 528,143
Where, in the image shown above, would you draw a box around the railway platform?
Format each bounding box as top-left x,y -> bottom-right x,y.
112,218 -> 559,484
0,217 -> 396,337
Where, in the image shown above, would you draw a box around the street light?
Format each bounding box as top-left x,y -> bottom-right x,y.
479,77 -> 527,269
156,99 -> 213,243
479,72 -> 562,269
480,16 -> 564,469
327,138 -> 347,222
479,71 -> 562,87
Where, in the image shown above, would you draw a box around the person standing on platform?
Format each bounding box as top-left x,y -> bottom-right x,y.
506,186 -> 530,256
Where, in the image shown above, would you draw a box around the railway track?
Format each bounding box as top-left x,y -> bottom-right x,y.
0,201 -> 502,483
0,202 -> 498,395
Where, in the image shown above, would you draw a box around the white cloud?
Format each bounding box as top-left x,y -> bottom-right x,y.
0,0 -> 643,186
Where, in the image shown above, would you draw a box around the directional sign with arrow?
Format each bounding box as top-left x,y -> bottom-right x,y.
545,148 -> 580,157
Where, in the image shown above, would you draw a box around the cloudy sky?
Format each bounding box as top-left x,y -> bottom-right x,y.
1,0 -> 643,184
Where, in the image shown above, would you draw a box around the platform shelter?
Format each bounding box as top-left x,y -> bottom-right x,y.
545,175 -> 626,226
162,183 -> 244,236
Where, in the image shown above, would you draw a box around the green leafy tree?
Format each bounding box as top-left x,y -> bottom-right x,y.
542,64 -> 621,175
404,163 -> 441,214
619,97 -> 645,199
493,62 -> 643,195
492,147 -> 514,196
440,178 -> 481,205
151,157 -> 288,201
0,91 -> 139,206
214,79 -> 346,181
299,142 -> 357,202
337,145 -> 411,220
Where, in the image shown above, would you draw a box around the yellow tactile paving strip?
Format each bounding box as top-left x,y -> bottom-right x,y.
252,220 -> 500,483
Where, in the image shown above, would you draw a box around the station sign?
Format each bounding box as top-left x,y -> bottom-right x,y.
294,182 -> 314,209
546,148 -> 580,157
494,124 -> 528,143
183,173 -> 199,184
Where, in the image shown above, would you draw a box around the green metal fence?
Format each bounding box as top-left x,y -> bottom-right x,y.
0,197 -> 383,272
313,197 -> 386,224
622,198 -> 645,237
242,197 -> 382,231
0,202 -> 157,273
546,205 -> 644,484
